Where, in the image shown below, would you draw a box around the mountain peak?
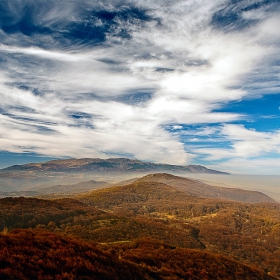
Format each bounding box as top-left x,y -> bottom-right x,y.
135,173 -> 277,204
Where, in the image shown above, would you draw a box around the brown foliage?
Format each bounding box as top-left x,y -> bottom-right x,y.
0,229 -> 143,280
0,229 -> 276,280
78,181 -> 280,277
0,197 -> 203,249
1,178 -> 280,278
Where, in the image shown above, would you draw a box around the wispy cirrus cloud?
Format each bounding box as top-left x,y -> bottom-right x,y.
0,0 -> 279,172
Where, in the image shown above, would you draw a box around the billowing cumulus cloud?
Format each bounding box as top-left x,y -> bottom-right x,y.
0,0 -> 279,172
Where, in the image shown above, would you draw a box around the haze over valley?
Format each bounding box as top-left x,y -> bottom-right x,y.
184,173 -> 280,203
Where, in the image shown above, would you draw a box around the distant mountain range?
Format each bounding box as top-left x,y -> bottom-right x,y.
0,158 -> 229,191
0,157 -> 229,175
0,158 -> 276,204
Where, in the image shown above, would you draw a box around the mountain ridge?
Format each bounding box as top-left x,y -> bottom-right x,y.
0,157 -> 229,175
0,158 -> 229,191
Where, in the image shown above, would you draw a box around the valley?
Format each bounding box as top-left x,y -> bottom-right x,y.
185,173 -> 280,203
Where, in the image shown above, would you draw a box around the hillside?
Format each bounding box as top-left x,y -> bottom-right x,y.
0,174 -> 279,277
136,173 -> 277,203
0,197 -> 204,249
0,229 -> 275,280
78,173 -> 277,206
78,181 -> 199,208
0,192 -> 279,277
77,179 -> 280,277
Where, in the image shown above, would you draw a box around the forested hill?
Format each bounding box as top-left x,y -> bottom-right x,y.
135,173 -> 277,203
0,229 -> 276,280
0,193 -> 279,277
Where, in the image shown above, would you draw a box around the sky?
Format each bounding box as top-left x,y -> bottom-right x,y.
0,0 -> 279,174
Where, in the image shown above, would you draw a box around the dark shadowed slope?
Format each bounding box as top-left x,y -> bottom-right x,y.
0,229 -> 275,280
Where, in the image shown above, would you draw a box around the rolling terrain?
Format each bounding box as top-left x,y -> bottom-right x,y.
136,173 -> 277,203
0,229 -> 275,280
0,172 -> 279,278
0,197 -> 203,249
37,173 -> 277,204
76,177 -> 280,278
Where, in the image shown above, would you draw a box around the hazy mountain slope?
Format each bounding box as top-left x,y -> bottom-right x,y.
0,158 -> 228,192
113,177 -> 139,186
136,173 -> 277,203
38,180 -> 111,194
0,157 -> 229,174
0,229 -> 275,280
0,190 -> 40,198
78,181 -> 202,211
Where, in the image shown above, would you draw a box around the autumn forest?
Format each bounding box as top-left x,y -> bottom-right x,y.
0,173 -> 279,279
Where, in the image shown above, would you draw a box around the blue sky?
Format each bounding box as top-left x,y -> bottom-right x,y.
0,0 -> 279,174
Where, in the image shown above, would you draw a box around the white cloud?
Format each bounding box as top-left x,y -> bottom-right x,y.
208,157 -> 280,175
194,124 -> 280,161
0,110 -> 192,165
0,44 -> 87,62
0,0 -> 279,172
223,124 -> 280,157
